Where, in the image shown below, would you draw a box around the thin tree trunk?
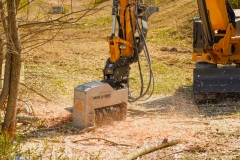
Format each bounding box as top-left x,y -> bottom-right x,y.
0,0 -> 8,34
2,0 -> 22,138
0,0 -> 10,109
0,36 -> 3,86
15,0 -> 20,11
0,49 -> 11,110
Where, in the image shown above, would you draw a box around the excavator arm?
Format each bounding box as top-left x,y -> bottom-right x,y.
103,0 -> 158,89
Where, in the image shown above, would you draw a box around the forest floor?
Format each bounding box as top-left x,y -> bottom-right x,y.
19,92 -> 240,159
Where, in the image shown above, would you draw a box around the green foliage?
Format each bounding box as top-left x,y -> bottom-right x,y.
229,0 -> 240,8
62,4 -> 70,14
18,0 -> 29,13
0,134 -> 21,159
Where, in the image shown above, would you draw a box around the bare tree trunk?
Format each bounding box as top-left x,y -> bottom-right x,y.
2,0 -> 22,138
0,49 -> 11,110
0,36 -> 3,85
15,0 -> 20,11
0,0 -> 10,109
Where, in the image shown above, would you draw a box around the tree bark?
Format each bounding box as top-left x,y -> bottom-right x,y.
15,0 -> 20,12
0,49 -> 11,110
2,0 -> 22,138
0,36 -> 3,86
0,0 -> 10,109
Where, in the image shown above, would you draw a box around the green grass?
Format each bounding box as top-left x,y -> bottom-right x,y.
0,134 -> 21,159
0,135 -> 71,159
95,16 -> 112,26
76,24 -> 92,29
148,27 -> 184,47
128,53 -> 193,96
148,0 -> 198,48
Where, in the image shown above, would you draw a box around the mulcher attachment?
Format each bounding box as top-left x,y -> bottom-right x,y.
193,65 -> 240,103
73,81 -> 128,129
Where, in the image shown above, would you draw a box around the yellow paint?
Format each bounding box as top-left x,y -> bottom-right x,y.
108,36 -> 134,63
108,0 -> 136,63
206,0 -> 229,30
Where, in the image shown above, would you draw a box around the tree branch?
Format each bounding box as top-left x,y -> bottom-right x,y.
22,24 -> 64,54
72,137 -> 131,147
18,4 -> 111,28
121,138 -> 181,160
20,82 -> 50,101
0,0 -> 7,35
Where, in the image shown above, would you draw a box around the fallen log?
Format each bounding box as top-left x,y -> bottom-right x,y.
121,138 -> 180,160
17,115 -> 39,123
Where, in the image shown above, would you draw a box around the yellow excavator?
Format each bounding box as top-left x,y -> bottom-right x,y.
73,0 -> 158,129
193,0 -> 240,103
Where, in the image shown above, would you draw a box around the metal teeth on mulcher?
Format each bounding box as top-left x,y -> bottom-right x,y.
95,102 -> 127,126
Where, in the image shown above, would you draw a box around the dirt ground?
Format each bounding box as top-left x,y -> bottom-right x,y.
19,92 -> 240,159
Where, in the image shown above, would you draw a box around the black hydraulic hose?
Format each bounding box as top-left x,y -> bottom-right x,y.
136,18 -> 155,100
128,13 -> 155,102
133,26 -> 154,101
127,6 -> 144,98
137,58 -> 144,97
128,58 -> 144,100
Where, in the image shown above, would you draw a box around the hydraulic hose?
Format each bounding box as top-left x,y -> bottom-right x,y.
128,10 -> 155,102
